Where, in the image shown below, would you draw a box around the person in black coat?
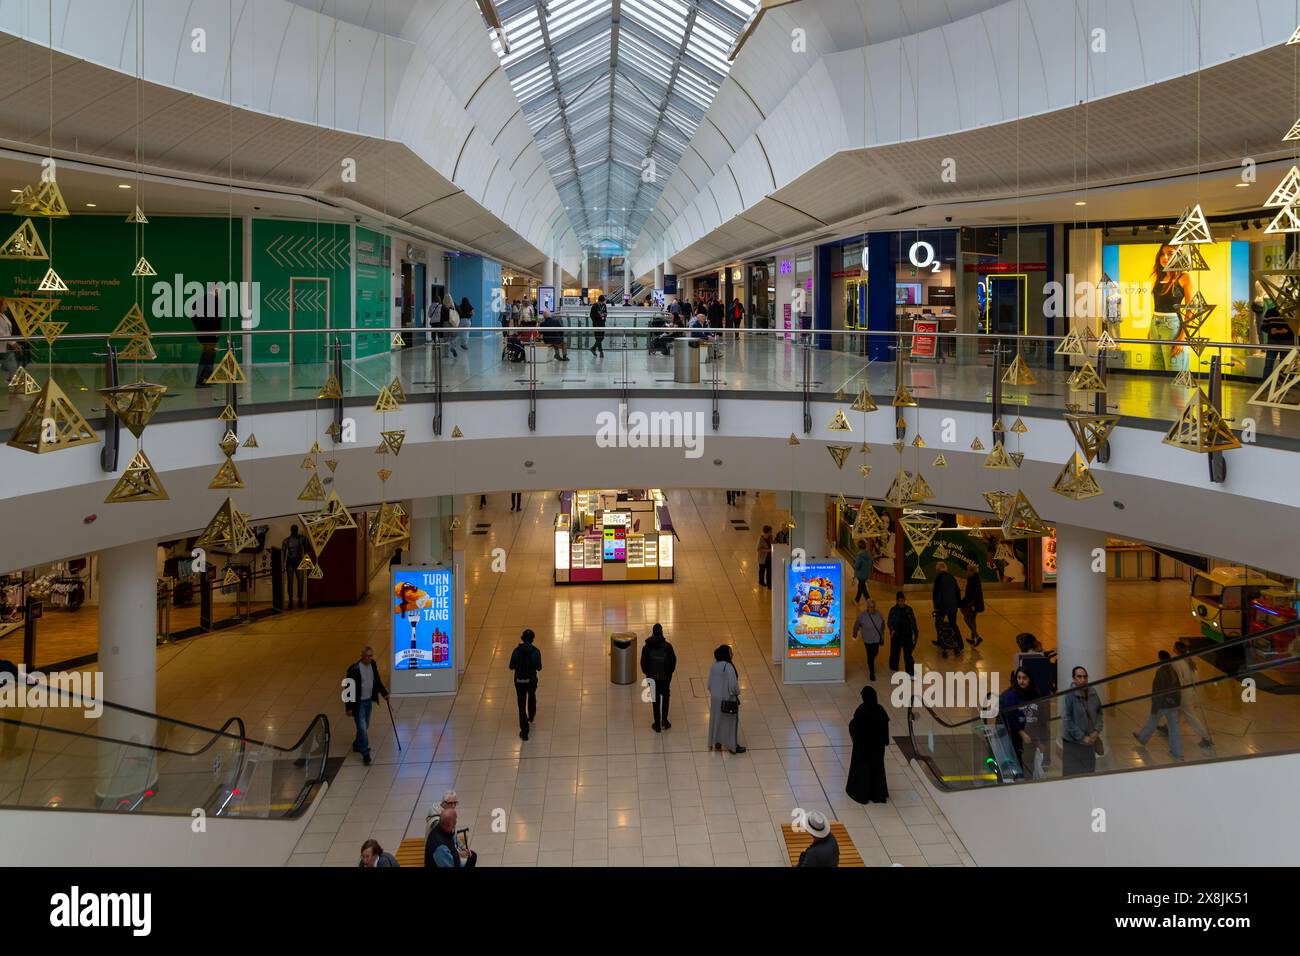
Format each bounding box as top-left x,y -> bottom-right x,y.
589,295 -> 607,357
931,560 -> 962,639
508,628 -> 543,740
845,685 -> 890,804
960,561 -> 985,646
344,645 -> 389,766
639,622 -> 678,732
191,283 -> 222,387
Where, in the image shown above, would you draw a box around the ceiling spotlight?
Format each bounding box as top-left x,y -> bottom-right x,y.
117,183 -> 132,189
1074,200 -> 1087,206
85,202 -> 96,208
1235,182 -> 1250,188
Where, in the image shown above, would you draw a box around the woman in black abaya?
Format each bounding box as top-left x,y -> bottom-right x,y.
846,685 -> 890,804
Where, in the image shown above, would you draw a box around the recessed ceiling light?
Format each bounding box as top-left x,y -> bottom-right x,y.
1235,182 -> 1250,188
1074,201 -> 1087,206
85,202 -> 96,207
117,183 -> 131,189
9,188 -> 19,193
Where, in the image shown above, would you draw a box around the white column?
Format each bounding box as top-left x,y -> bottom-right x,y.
654,262 -> 664,291
622,259 -> 630,299
96,539 -> 159,798
789,491 -> 830,560
1055,524 -> 1108,696
580,253 -> 588,293
409,496 -> 451,567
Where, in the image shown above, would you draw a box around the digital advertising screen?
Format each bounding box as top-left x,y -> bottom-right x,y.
1102,240 -> 1248,373
392,568 -> 453,670
538,285 -> 555,314
896,282 -> 922,306
786,562 -> 843,659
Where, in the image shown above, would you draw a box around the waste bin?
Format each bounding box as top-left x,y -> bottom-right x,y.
610,632 -> 638,685
673,337 -> 701,383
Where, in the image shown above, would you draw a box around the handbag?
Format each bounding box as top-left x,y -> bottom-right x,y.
1083,697 -> 1105,755
719,662 -> 739,714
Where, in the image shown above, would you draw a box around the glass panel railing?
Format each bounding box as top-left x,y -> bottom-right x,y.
3,326 -> 1296,441
0,678 -> 328,818
909,616 -> 1300,789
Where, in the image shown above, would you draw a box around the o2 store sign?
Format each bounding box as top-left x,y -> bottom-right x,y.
392,568 -> 453,670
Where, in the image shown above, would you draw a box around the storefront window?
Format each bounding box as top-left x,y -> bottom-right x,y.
892,230 -> 959,360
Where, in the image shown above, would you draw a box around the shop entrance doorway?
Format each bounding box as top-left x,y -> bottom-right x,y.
289,277 -> 331,367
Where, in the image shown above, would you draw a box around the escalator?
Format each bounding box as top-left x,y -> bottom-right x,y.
0,677 -> 329,819
907,615 -> 1300,790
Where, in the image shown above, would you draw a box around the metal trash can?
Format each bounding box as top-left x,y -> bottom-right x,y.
610,632 -> 638,685
673,337 -> 701,383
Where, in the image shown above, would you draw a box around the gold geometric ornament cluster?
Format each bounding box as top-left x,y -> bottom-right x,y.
1002,353 -> 1037,386
1067,362 -> 1106,393
206,349 -> 246,385
195,497 -> 258,554
1248,349 -> 1300,409
1050,451 -> 1104,500
1000,490 -> 1050,540
105,449 -> 168,503
1162,389 -> 1240,453
0,218 -> 48,260
369,501 -> 410,548
14,179 -> 69,218
99,380 -> 166,438
6,378 -> 98,453
899,511 -> 942,553
1064,412 -> 1119,463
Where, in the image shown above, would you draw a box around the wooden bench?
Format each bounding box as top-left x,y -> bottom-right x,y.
395,838 -> 425,867
782,821 -> 865,867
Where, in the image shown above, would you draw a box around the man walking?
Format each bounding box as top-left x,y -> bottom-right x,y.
757,525 -> 773,589
852,540 -> 872,604
887,591 -> 918,675
282,524 -> 307,610
931,560 -> 962,641
1133,650 -> 1184,760
852,598 -> 886,681
509,628 -> 542,741
344,645 -> 389,766
589,295 -> 607,357
191,282 -> 222,387
640,623 -> 678,732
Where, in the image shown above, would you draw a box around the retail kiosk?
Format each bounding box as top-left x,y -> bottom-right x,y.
554,489 -> 674,584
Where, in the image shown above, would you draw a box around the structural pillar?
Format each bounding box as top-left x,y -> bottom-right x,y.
622,258 -> 630,301
653,262 -> 664,292
580,253 -> 588,294
409,496 -> 453,568
96,539 -> 159,798
1055,524 -> 1108,697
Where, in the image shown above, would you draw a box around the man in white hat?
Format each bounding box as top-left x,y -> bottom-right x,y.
796,810 -> 840,867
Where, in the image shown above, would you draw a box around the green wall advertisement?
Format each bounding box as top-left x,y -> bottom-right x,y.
354,227 -> 391,360
0,215 -> 241,363
250,219 -> 350,365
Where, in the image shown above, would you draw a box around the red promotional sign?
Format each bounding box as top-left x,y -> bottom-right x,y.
911,319 -> 939,359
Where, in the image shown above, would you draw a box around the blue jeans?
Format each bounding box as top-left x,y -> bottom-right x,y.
352,699 -> 374,757
1136,707 -> 1182,759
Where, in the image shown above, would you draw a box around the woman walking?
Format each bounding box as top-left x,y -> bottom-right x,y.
960,561 -> 985,646
845,685 -> 890,804
706,645 -> 746,754
457,295 -> 474,351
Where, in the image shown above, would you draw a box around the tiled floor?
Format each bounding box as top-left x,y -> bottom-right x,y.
5,332 -> 1296,444
120,487 -> 1290,867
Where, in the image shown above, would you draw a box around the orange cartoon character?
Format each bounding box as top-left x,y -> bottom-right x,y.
394,582 -> 432,615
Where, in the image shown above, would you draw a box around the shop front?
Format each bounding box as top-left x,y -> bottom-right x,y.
554,489 -> 674,584
746,259 -> 775,328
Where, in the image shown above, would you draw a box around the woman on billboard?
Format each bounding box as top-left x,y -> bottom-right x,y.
1150,244 -> 1192,372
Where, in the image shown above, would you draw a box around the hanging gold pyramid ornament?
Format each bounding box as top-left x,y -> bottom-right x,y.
1009,451 -> 1025,467
827,444 -> 852,469
296,554 -> 319,578
391,333 -> 406,349
37,267 -> 68,293
969,436 -> 985,451
325,421 -> 342,442
1051,451 -> 1104,500
98,380 -> 166,438
1184,334 -> 1210,359
992,418 -> 1006,433
377,467 -> 392,483
1175,292 -> 1216,339
827,408 -> 852,432
388,377 -> 406,402
994,541 -> 1015,562
1248,349 -> 1300,409
320,491 -> 357,531
0,218 -> 48,259
857,463 -> 872,479
1170,203 -> 1213,244
1054,328 -> 1086,356
222,566 -> 241,588
892,440 -> 905,454
125,205 -> 149,224
207,457 -> 244,490
911,434 -> 926,448
131,256 -> 156,277
1289,24 -> 1300,44
894,415 -> 907,430
892,384 -> 917,407
117,334 -> 155,361
195,497 -> 258,553
297,472 -> 325,502
111,304 -> 151,340
1001,490 -> 1050,540
379,430 -> 406,455
39,321 -> 67,344
983,440 -> 1017,469
307,559 -> 324,580
218,404 -> 237,421
1264,201 -> 1300,234
6,297 -> 59,337
1162,389 -> 1241,453
908,471 -> 935,503
910,564 -> 926,581
207,349 -> 246,385
788,433 -> 800,445
852,503 -> 888,539
932,453 -> 947,468
851,387 -> 878,413
1265,166 -> 1300,208
883,469 -> 914,508
300,455 -> 316,470
449,515 -> 464,532
368,502 -> 410,548
105,449 -> 168,503
1094,330 -> 1118,351
309,441 -> 322,454
1067,362 -> 1106,393
9,184 -> 34,211
14,179 -> 69,218
1285,117 -> 1300,142
1010,417 -> 1028,434
6,377 -> 98,453
324,458 -> 339,472
317,374 -> 343,400
858,442 -> 871,454
1002,353 -> 1037,386
300,510 -> 340,555
451,425 -> 464,438
219,429 -> 240,458
1064,412 -> 1120,463
982,490 -> 1014,520
6,365 -> 40,395
899,511 -> 942,552
373,385 -> 400,413
1165,243 -> 1210,272
1173,368 -> 1196,389
242,433 -> 259,448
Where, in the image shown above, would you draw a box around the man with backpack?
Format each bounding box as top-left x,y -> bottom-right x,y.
508,628 -> 542,741
640,623 -> 678,732
281,524 -> 307,610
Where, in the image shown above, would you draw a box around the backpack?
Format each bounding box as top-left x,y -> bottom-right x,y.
513,644 -> 537,684
646,641 -> 670,680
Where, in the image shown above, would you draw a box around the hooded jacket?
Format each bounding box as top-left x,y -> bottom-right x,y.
640,632 -> 677,683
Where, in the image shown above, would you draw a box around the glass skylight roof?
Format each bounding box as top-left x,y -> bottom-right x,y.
493,0 -> 756,250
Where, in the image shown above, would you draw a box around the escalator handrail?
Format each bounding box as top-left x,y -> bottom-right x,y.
911,614 -> 1300,731
0,712 -> 247,757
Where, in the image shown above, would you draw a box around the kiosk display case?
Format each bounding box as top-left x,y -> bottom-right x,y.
553,489 -> 675,584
